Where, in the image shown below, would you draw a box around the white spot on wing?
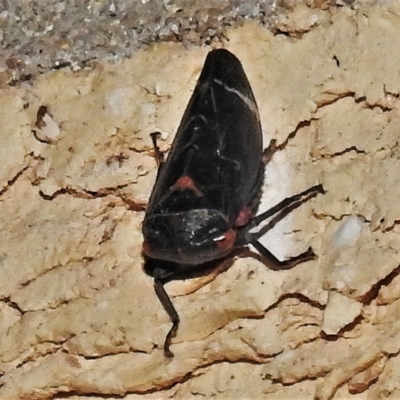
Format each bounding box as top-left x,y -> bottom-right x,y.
213,235 -> 226,242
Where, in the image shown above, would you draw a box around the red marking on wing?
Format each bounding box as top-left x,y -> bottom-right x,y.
215,229 -> 236,251
235,207 -> 252,227
142,241 -> 152,257
170,175 -> 203,196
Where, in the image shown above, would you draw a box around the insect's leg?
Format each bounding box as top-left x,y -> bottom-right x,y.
254,190 -> 324,241
250,184 -> 324,229
154,279 -> 180,358
150,132 -> 166,175
245,185 -> 323,270
262,139 -> 278,165
250,239 -> 316,271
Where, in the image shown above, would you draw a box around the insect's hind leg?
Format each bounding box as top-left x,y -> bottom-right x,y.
249,184 -> 324,229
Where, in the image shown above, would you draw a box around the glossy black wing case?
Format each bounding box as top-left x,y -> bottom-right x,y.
146,49 -> 262,219
143,49 -> 264,266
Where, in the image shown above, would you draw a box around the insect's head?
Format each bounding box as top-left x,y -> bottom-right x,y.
142,208 -> 236,265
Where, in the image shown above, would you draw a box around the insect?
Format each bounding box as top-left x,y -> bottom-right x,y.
142,49 -> 324,357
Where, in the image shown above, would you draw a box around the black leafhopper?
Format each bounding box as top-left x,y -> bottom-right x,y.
142,49 -> 324,357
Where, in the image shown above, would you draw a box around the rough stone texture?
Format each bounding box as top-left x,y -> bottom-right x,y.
0,0 -> 290,84
1,1 -> 400,399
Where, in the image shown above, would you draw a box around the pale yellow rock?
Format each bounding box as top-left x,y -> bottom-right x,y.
322,291 -> 363,334
0,88 -> 40,188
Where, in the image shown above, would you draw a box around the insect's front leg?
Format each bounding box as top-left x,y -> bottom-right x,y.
150,131 -> 166,175
154,278 -> 180,358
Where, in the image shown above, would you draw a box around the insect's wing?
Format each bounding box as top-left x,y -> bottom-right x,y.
146,49 -> 263,222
